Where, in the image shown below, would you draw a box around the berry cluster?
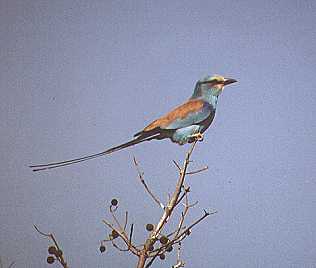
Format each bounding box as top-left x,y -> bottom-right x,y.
46,245 -> 63,264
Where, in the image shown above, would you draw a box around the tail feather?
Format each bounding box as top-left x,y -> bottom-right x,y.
29,134 -> 161,172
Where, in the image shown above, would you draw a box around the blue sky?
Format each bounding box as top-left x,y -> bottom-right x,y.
1,1 -> 316,267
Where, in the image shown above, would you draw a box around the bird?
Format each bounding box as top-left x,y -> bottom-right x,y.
30,74 -> 237,171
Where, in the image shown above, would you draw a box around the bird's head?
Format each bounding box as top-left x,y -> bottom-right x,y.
192,74 -> 237,99
199,74 -> 237,93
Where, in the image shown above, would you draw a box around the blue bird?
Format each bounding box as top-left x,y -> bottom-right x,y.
30,74 -> 237,171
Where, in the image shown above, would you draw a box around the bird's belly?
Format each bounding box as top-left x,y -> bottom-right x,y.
172,125 -> 202,145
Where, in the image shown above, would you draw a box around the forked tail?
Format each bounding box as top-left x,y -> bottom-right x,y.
29,134 -> 160,171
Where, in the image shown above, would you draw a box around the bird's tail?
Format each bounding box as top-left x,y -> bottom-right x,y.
29,134 -> 160,172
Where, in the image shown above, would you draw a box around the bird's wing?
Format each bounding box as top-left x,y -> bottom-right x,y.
140,99 -> 213,133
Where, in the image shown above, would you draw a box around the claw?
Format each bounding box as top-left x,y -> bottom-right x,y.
190,133 -> 204,142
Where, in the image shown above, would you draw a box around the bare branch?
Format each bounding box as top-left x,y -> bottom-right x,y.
174,188 -> 191,241
8,262 -> 16,268
172,242 -> 185,268
133,156 -> 165,209
149,209 -> 217,259
188,200 -> 198,209
99,139 -> 213,268
8,262 -> 15,268
111,240 -> 130,252
175,186 -> 190,207
129,224 -> 134,249
110,206 -> 129,239
175,210 -> 217,242
145,247 -> 163,268
166,227 -> 186,238
102,220 -> 139,256
33,224 -> 50,237
123,211 -> 128,231
186,165 -> 208,175
137,252 -> 147,268
150,141 -> 198,240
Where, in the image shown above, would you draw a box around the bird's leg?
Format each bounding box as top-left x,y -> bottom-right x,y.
189,132 -> 204,142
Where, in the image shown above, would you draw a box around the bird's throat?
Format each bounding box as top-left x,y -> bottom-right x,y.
191,84 -> 220,108
202,93 -> 218,108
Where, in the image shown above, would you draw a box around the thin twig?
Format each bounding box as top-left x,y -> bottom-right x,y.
166,227 -> 186,238
8,261 -> 16,268
149,209 -> 217,257
174,187 -> 191,240
133,156 -> 165,209
172,160 -> 181,171
175,186 -> 190,207
145,246 -> 164,268
111,240 -> 130,252
186,165 -> 208,175
172,242 -> 185,268
123,211 -> 128,231
175,210 -> 217,242
129,224 -> 134,249
110,206 -> 129,239
187,200 -> 199,209
102,220 -> 139,256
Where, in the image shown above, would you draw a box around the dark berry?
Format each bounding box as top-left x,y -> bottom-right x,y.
48,245 -> 57,255
159,236 -> 168,244
99,245 -> 106,253
47,256 -> 55,264
111,199 -> 118,206
146,223 -> 154,231
159,253 -> 165,260
166,245 -> 173,252
148,244 -> 154,251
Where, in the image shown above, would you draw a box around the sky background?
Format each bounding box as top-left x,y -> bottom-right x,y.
1,0 -> 316,267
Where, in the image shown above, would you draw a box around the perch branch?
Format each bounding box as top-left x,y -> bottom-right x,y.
150,141 -> 198,240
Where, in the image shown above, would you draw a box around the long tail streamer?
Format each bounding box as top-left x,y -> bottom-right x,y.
29,134 -> 160,172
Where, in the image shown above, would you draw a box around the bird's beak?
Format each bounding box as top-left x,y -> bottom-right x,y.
223,78 -> 237,86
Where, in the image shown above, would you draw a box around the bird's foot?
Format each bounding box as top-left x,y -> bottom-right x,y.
189,133 -> 204,142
